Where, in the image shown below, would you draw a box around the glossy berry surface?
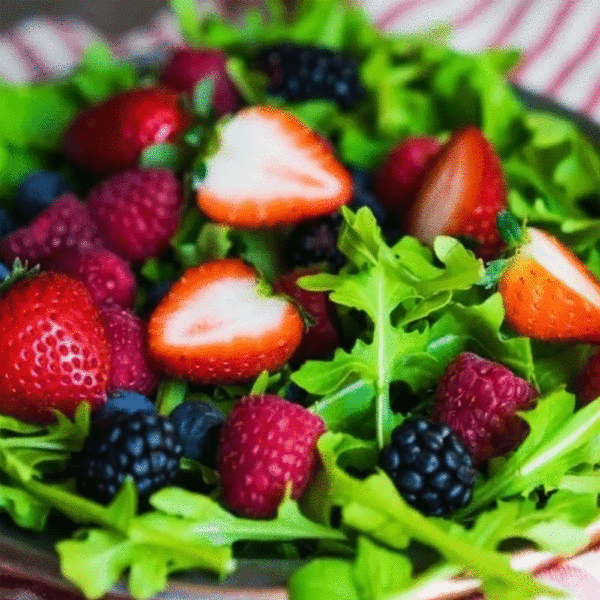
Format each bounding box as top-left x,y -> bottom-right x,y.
379,418 -> 475,516
259,43 -> 364,109
15,171 -> 71,222
0,261 -> 9,281
285,212 -> 345,272
160,47 -> 242,115
169,400 -> 225,467
93,390 -> 156,425
217,394 -> 326,518
432,352 -> 538,465
77,411 -> 181,504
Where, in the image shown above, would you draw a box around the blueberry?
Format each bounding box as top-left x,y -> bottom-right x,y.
0,262 -> 9,282
0,207 -> 18,237
15,171 -> 71,223
169,400 -> 225,467
93,390 -> 156,425
145,279 -> 175,312
348,166 -> 389,226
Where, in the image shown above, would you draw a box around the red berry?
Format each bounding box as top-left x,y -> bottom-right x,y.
0,272 -> 111,423
217,394 -> 325,518
62,87 -> 191,175
432,352 -> 537,465
45,246 -> 136,309
274,267 -> 339,365
0,194 -> 102,267
577,348 -> 600,406
87,168 -> 183,263
160,47 -> 242,116
99,303 -> 159,396
373,136 -> 441,220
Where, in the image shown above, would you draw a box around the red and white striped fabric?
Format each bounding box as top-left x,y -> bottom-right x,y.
1,2 -> 600,599
2,1 -> 600,121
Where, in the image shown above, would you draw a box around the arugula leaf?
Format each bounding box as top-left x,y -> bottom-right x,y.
463,391 -> 600,516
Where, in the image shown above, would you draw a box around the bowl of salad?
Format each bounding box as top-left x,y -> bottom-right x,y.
2,1 -> 600,599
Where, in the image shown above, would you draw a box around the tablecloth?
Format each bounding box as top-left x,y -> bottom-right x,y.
1,1 -> 600,599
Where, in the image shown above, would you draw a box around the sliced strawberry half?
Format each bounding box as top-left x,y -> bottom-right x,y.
195,106 -> 353,228
406,125 -> 506,260
499,227 -> 600,342
147,258 -> 304,383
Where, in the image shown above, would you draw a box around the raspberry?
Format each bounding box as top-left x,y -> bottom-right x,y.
379,418 -> 475,516
87,168 -> 183,263
274,267 -> 340,365
99,304 -> 159,396
577,348 -> 600,406
169,400 -> 225,467
217,394 -> 326,518
45,246 -> 137,309
374,137 -> 441,221
0,194 -> 103,267
432,352 -> 538,465
77,411 -> 181,504
159,47 -> 242,116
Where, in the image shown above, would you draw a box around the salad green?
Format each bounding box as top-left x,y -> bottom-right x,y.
2,0 -> 600,599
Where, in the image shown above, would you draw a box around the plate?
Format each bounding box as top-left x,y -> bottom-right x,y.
1,88 -> 599,600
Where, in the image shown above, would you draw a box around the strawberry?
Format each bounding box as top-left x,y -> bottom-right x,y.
578,348 -> 600,406
159,47 -> 242,115
498,227 -> 600,342
62,88 -> 191,174
432,352 -> 537,465
406,126 -> 507,260
0,194 -> 103,267
99,303 -> 159,396
373,136 -> 441,220
45,246 -> 136,308
217,394 -> 326,518
147,258 -> 304,384
273,267 -> 340,365
195,106 -> 353,228
0,272 -> 110,423
86,168 -> 183,263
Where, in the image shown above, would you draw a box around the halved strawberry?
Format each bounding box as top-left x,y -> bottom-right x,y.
498,227 -> 600,342
195,106 -> 352,228
147,258 -> 304,383
406,125 -> 506,260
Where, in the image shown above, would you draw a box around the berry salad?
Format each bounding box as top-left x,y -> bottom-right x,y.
3,1 -> 600,599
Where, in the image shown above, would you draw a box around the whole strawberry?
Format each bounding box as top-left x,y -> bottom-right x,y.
160,47 -> 242,115
217,394 -> 326,518
0,194 -> 102,267
432,352 -> 537,465
45,246 -> 136,308
374,136 -> 441,220
87,168 -> 183,263
274,267 -> 340,365
62,87 -> 191,174
99,303 -> 159,396
0,272 -> 111,423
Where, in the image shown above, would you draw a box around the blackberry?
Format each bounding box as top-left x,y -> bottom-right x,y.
379,418 -> 475,516
348,166 -> 389,227
285,212 -> 345,272
259,43 -> 364,109
169,400 -> 225,467
77,412 -> 182,504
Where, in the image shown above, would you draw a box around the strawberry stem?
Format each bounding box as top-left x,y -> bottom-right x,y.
496,211 -> 524,247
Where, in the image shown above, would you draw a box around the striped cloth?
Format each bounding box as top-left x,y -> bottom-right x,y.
2,1 -> 600,122
1,2 -> 600,599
